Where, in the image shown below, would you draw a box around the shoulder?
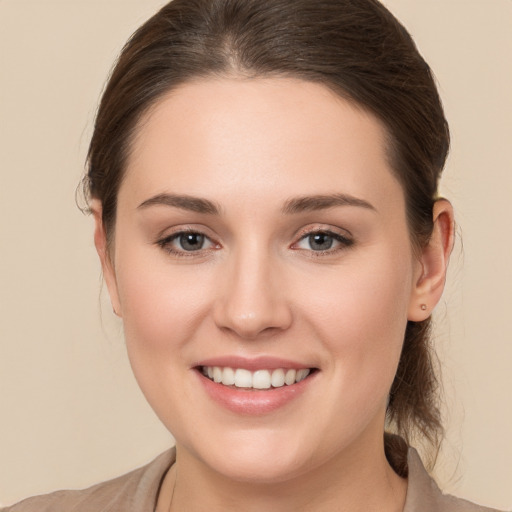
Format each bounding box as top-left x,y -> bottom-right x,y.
1,449 -> 175,512
435,494 -> 506,512
405,446 -> 507,512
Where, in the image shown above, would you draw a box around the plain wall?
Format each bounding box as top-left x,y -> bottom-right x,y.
0,0 -> 511,508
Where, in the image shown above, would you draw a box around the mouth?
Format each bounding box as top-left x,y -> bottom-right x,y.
194,357 -> 319,414
198,366 -> 316,390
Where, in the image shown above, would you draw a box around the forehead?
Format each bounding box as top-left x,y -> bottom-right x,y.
121,77 -> 403,211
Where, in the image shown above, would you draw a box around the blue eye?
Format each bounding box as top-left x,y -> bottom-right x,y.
295,230 -> 353,253
158,231 -> 215,255
307,233 -> 335,251
177,232 -> 207,251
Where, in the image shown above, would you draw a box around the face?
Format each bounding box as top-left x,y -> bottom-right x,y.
101,78 -> 426,483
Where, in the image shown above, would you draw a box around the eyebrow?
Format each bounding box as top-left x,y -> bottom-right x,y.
137,192 -> 375,216
282,193 -> 376,214
137,193 -> 221,215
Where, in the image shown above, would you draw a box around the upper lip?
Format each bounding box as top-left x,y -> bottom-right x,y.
194,356 -> 314,372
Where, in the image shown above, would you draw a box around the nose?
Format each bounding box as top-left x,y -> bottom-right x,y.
213,247 -> 293,340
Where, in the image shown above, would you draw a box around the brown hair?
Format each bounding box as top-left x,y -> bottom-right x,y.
86,0 -> 449,468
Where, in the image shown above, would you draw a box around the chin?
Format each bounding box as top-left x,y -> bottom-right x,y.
208,451 -> 309,484
186,428 -> 317,484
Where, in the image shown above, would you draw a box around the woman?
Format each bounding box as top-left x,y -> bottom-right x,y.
2,0 -> 508,511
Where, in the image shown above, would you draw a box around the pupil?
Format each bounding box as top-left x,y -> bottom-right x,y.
180,233 -> 204,251
310,233 -> 333,251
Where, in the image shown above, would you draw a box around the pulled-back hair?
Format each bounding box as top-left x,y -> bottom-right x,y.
86,0 -> 449,469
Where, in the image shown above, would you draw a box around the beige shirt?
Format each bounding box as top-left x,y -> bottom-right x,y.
2,447 -> 505,512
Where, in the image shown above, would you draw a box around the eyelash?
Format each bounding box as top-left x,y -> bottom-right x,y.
156,229 -> 219,258
292,229 -> 354,256
156,227 -> 354,258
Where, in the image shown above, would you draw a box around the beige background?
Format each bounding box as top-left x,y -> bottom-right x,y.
0,0 -> 511,508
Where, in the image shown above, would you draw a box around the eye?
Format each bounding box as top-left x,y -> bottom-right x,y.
157,230 -> 216,255
176,232 -> 208,251
293,230 -> 353,253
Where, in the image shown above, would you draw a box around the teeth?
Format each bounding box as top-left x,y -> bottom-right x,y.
285,369 -> 296,385
222,367 -> 235,386
271,369 -> 285,387
253,370 -> 271,389
234,369 -> 252,388
213,367 -> 223,383
296,369 -> 310,382
202,366 -> 311,389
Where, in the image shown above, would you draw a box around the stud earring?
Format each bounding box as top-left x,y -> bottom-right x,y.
420,304 -> 427,311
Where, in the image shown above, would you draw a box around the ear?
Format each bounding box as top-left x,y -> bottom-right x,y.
91,200 -> 122,317
408,199 -> 455,321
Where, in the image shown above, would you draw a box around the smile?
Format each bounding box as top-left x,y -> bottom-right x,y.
201,366 -> 311,389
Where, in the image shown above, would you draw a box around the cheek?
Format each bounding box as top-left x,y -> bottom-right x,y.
297,246 -> 414,394
113,241 -> 214,372
113,251 -> 215,430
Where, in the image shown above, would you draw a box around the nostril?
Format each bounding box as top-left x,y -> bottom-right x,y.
213,305 -> 293,340
212,270 -> 293,339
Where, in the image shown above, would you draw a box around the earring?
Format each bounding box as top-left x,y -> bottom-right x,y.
420,304 -> 427,311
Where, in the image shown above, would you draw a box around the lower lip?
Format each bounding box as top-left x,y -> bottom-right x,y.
196,370 -> 316,415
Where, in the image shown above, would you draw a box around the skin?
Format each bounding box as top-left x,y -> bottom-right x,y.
93,77 -> 454,512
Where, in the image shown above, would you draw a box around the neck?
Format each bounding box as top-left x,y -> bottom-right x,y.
159,431 -> 407,512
